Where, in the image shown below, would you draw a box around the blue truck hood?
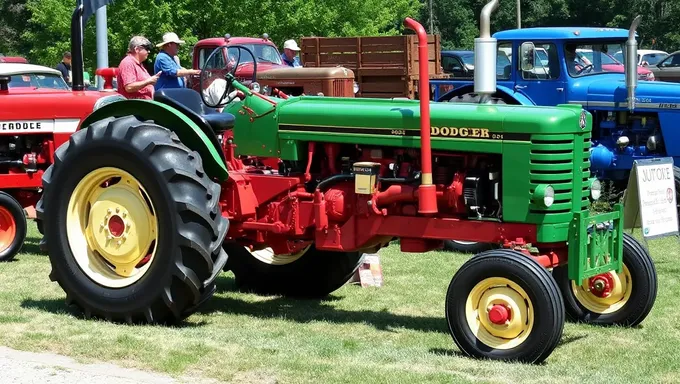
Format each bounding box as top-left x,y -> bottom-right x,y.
568,74 -> 680,109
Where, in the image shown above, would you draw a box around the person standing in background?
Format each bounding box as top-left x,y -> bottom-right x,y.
55,52 -> 72,85
153,32 -> 200,90
281,40 -> 302,67
116,36 -> 161,99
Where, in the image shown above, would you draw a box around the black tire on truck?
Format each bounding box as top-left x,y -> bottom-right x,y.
36,116 -> 229,324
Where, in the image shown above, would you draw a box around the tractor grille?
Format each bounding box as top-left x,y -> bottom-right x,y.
332,79 -> 354,97
528,133 -> 591,219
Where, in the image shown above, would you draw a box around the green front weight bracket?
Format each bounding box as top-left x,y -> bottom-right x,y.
568,203 -> 624,282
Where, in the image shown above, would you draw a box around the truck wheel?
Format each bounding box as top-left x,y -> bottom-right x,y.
36,116 -> 229,324
0,192 -> 27,262
443,240 -> 497,254
224,243 -> 363,297
446,249 -> 564,364
553,233 -> 657,326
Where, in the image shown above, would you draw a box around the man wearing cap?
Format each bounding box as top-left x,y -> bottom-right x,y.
117,36 -> 161,100
153,32 -> 201,90
281,39 -> 302,67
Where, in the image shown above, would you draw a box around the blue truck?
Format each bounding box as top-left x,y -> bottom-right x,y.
432,16 -> 680,253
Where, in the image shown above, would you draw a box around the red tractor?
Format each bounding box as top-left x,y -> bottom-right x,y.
0,58 -> 123,260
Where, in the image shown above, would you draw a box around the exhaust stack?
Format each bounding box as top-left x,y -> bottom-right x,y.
474,0 -> 500,103
403,17 -> 437,215
626,15 -> 642,111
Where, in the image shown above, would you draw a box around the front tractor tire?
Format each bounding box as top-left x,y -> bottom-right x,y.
446,249 -> 565,364
0,192 -> 27,262
36,116 -> 229,324
553,233 -> 657,327
224,243 -> 364,297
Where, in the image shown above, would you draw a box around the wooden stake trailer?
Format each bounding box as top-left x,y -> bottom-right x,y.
300,34 -> 450,99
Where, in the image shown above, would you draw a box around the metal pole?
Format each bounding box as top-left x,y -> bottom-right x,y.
429,0 -> 434,34
95,5 -> 109,90
517,0 -> 521,29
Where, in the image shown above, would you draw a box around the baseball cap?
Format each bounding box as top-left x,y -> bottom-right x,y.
283,40 -> 300,51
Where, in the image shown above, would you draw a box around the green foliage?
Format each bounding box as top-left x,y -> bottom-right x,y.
12,0 -> 421,72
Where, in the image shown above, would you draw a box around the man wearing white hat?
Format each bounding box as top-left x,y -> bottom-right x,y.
281,39 -> 302,67
153,32 -> 201,90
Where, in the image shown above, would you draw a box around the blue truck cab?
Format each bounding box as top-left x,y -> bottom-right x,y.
433,21 -> 680,194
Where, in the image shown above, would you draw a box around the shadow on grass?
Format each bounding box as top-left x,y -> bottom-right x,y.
20,298 -> 209,328
199,275 -> 450,334
20,236 -> 46,256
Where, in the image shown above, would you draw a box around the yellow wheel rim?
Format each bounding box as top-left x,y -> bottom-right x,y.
67,167 -> 158,288
248,245 -> 310,266
571,264 -> 632,314
465,277 -> 534,350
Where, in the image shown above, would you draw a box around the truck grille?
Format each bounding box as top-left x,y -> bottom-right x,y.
528,133 -> 591,220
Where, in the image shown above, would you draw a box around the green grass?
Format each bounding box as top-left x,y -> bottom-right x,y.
2,222 -> 680,383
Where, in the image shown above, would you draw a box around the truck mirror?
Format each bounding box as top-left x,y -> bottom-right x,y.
520,42 -> 535,71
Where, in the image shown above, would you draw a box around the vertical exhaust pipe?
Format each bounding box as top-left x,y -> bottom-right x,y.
70,4 -> 85,91
403,17 -> 437,214
626,15 -> 642,111
475,0 -> 500,104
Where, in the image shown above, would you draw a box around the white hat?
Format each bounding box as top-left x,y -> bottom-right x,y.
156,32 -> 186,47
283,39 -> 300,51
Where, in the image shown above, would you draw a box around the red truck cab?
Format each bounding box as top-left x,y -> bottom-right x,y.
189,34 -> 288,92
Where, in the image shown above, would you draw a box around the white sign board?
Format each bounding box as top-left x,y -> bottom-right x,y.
623,157 -> 679,239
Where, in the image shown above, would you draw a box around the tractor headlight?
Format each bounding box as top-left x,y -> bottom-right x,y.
93,94 -> 125,111
353,81 -> 359,94
249,82 -> 261,93
589,178 -> 602,201
533,184 -> 555,208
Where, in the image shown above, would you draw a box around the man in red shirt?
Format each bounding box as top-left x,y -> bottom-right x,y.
116,36 -> 161,99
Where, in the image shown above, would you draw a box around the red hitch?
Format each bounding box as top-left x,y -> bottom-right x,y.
402,18 -> 437,215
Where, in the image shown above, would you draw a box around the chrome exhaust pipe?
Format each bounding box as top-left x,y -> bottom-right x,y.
626,15 -> 642,111
474,0 -> 500,103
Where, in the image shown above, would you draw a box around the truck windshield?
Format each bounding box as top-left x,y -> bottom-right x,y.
565,42 -> 625,77
8,73 -> 70,90
232,44 -> 283,65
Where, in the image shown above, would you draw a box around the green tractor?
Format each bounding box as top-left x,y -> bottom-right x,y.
37,0 -> 657,364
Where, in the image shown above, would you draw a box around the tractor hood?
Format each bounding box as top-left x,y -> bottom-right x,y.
569,74 -> 680,109
276,96 -> 589,138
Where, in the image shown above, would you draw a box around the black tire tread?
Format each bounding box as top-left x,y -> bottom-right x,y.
446,249 -> 565,364
36,115 -> 228,324
553,232 -> 657,327
225,243 -> 364,298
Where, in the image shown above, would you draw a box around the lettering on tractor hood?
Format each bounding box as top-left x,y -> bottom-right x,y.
279,124 -> 531,141
0,119 -> 80,134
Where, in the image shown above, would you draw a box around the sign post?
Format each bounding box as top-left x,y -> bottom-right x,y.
622,157 -> 679,240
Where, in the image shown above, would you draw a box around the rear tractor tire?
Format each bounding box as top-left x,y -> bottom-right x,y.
446,249 -> 565,364
224,243 -> 364,297
553,233 -> 657,327
0,192 -> 27,262
36,116 -> 229,324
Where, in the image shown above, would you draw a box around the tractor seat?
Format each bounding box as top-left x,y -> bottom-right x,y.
153,88 -> 235,132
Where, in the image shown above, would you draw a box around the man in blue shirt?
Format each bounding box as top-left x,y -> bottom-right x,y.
154,32 -> 201,90
281,40 -> 302,67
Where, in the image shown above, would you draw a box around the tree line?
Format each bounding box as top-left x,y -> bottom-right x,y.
1,0 -> 678,74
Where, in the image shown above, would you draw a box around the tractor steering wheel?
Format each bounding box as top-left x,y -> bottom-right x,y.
199,45 -> 258,109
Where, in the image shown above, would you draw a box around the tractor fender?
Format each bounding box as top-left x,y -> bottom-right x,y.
437,84 -> 535,106
80,99 -> 229,181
